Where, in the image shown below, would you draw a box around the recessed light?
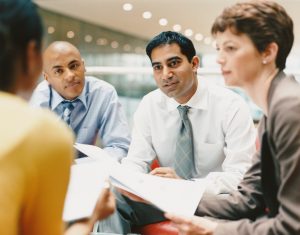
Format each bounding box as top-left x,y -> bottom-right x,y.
66,31 -> 75,39
111,41 -> 119,48
195,33 -> 204,41
143,11 -> 152,19
184,29 -> 193,37
123,3 -> 133,11
159,18 -> 168,26
97,38 -> 108,46
123,44 -> 131,51
84,35 -> 93,43
204,37 -> 212,45
173,24 -> 181,32
47,26 -> 55,34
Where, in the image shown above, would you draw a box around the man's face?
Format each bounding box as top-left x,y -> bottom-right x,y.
43,43 -> 85,100
150,43 -> 198,104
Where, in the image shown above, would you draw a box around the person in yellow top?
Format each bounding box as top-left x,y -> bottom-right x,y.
0,1 -> 115,235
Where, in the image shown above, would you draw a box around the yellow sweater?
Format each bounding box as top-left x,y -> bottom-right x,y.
0,92 -> 74,235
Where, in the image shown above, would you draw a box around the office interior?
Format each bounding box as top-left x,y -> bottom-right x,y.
34,0 -> 300,126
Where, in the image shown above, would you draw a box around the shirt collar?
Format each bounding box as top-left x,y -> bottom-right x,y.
50,79 -> 88,110
165,79 -> 209,111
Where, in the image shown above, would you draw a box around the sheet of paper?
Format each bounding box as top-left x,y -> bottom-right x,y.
74,143 -> 119,168
73,143 -> 207,218
109,167 -> 207,217
63,161 -> 109,222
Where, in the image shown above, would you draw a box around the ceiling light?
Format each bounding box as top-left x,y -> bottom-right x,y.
173,24 -> 181,32
47,26 -> 55,34
111,41 -> 119,49
195,33 -> 204,41
159,18 -> 168,26
143,11 -> 152,19
123,44 -> 131,51
97,38 -> 108,46
184,29 -> 193,37
123,3 -> 133,11
204,37 -> 212,45
84,35 -> 93,43
66,31 -> 75,39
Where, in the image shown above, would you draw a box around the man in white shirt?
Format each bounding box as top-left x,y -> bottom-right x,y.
97,31 -> 257,233
123,31 -> 256,194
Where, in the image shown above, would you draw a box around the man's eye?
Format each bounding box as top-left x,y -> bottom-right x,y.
226,46 -> 236,52
70,63 -> 80,70
153,65 -> 162,71
169,59 -> 179,68
54,69 -> 63,75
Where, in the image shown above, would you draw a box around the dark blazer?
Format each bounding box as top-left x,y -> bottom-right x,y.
196,71 -> 300,235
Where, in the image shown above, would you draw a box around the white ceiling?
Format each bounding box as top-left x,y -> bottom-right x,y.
34,0 -> 300,54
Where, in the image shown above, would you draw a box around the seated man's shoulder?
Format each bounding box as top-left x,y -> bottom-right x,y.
86,76 -> 115,91
143,88 -> 161,99
34,79 -> 49,91
206,84 -> 245,105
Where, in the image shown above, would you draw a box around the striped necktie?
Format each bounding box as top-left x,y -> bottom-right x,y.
61,101 -> 74,125
174,105 -> 195,179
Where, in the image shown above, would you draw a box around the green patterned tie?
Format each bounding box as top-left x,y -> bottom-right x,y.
174,105 -> 195,179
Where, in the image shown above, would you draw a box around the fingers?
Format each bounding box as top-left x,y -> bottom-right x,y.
165,212 -> 190,225
150,167 -> 180,179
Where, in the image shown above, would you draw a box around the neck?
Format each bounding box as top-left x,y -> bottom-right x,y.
176,78 -> 198,104
243,68 -> 279,116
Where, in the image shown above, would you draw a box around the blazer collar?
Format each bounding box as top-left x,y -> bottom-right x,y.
267,70 -> 286,109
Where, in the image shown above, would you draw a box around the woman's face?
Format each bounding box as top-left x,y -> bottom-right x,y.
215,28 -> 264,88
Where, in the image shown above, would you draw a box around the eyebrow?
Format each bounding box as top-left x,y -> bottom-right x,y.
51,60 -> 80,70
167,56 -> 182,62
51,65 -> 63,70
151,56 -> 182,66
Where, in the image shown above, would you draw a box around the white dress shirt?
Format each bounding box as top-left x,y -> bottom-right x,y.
122,80 -> 257,194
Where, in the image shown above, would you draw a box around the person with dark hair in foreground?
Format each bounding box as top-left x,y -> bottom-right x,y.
166,1 -> 300,234
0,0 -> 115,234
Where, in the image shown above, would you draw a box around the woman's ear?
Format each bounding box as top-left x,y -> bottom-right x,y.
261,42 -> 278,65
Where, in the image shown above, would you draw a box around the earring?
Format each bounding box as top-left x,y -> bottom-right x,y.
262,60 -> 267,64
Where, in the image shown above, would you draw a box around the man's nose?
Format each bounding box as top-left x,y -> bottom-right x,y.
162,67 -> 173,80
64,68 -> 75,81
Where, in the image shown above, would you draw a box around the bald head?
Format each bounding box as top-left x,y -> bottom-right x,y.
43,41 -> 82,73
43,41 -> 86,100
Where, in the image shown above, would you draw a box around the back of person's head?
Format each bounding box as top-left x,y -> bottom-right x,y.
0,0 -> 43,91
146,31 -> 196,62
211,0 -> 294,70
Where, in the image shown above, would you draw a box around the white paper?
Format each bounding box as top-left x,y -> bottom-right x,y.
109,167 -> 207,217
64,144 -> 122,221
63,162 -> 108,221
68,143 -> 207,219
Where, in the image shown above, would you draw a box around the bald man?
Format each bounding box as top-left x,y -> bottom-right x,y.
30,41 -> 130,161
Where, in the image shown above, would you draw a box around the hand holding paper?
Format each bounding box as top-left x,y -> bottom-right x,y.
63,143 -> 207,221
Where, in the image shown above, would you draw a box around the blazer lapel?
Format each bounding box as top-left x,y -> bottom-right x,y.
261,131 -> 279,217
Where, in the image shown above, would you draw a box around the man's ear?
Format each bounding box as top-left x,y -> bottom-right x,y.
82,59 -> 86,72
191,56 -> 200,72
43,71 -> 48,81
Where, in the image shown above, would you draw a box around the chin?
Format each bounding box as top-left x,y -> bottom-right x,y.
223,76 -> 236,87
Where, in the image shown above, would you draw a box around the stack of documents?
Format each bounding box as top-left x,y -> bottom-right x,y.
63,143 -> 207,221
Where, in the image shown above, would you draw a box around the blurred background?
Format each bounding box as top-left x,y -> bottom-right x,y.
34,0 -> 300,126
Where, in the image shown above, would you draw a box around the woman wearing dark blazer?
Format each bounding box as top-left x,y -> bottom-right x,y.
166,1 -> 300,234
